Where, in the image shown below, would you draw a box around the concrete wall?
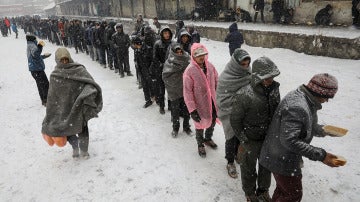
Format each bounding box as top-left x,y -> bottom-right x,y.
191,25 -> 359,59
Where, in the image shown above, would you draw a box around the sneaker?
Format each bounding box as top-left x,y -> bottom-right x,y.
246,195 -> 259,202
226,163 -> 238,178
127,72 -> 134,76
257,191 -> 271,202
198,145 -> 206,158
143,100 -> 153,108
72,148 -> 80,158
171,130 -> 178,138
80,150 -> 90,159
183,127 -> 192,135
159,107 -> 165,114
120,73 -> 125,78
204,139 -> 218,149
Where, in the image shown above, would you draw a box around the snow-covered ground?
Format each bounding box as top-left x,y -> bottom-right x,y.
0,28 -> 359,202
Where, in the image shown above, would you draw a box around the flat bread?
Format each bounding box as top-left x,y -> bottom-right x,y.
323,125 -> 348,137
333,155 -> 347,166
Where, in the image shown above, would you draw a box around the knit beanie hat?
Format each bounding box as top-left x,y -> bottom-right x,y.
306,73 -> 338,98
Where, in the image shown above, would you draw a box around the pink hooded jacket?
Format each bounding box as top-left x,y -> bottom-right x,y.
183,43 -> 219,129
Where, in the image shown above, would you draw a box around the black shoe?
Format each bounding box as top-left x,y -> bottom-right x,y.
171,130 -> 178,138
184,127 -> 192,135
127,72 -> 134,76
114,69 -> 119,73
120,73 -> 125,78
143,101 -> 153,108
198,145 -> 206,158
159,107 -> 165,114
204,139 -> 218,149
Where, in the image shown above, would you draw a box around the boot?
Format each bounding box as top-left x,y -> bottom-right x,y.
198,144 -> 206,158
183,127 -> 192,135
204,139 -> 218,149
159,107 -> 165,114
72,148 -> 80,158
171,130 -> 178,138
143,100 -> 153,108
246,195 -> 259,202
127,72 -> 134,76
257,191 -> 271,202
80,150 -> 90,159
120,73 -> 125,78
226,163 -> 238,178
114,69 -> 119,73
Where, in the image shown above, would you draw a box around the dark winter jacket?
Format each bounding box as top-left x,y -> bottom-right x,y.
111,31 -> 130,53
315,4 -> 333,25
150,27 -> 174,77
162,44 -> 190,101
254,0 -> 265,10
224,23 -> 244,56
94,25 -> 106,48
26,38 -> 46,72
134,41 -> 153,77
230,57 -> 280,142
42,48 -> 103,137
259,85 -> 328,176
179,30 -> 192,54
105,22 -> 116,46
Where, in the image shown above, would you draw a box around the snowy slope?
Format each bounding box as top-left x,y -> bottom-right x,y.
0,30 -> 359,202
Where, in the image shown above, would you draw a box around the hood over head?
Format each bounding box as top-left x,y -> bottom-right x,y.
160,26 -> 173,41
229,22 -> 238,32
251,56 -> 280,85
55,47 -> 74,64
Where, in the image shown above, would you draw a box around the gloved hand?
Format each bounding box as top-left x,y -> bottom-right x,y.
38,40 -> 45,46
322,152 -> 340,167
190,110 -> 201,122
42,53 -> 51,59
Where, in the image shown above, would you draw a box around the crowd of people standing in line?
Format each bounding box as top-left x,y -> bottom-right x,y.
14,13 -> 347,202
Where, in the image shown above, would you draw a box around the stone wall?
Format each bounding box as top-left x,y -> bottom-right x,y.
181,25 -> 360,59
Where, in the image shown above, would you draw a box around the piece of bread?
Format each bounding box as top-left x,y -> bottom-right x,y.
333,155 -> 347,166
323,125 -> 348,137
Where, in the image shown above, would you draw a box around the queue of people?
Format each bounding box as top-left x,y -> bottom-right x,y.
17,14 -> 347,202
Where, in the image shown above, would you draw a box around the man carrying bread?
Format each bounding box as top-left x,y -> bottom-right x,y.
259,73 -> 343,202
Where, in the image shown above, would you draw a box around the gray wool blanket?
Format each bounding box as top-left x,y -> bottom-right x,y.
42,63 -> 103,137
216,54 -> 251,140
162,50 -> 190,101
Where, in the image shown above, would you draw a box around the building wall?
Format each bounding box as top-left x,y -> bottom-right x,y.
55,0 -> 353,24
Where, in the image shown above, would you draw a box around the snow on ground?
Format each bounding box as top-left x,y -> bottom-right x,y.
0,27 -> 359,202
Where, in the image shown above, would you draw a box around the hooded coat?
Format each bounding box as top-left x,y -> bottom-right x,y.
162,44 -> 190,101
259,85 -> 328,176
150,27 -> 174,77
224,23 -> 244,56
230,57 -> 280,142
216,49 -> 251,140
26,35 -> 46,71
42,48 -> 103,137
178,30 -> 192,54
183,43 -> 219,129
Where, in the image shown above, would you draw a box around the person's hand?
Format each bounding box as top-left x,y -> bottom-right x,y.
322,152 -> 340,167
42,53 -> 51,59
190,110 -> 201,122
38,40 -> 45,46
